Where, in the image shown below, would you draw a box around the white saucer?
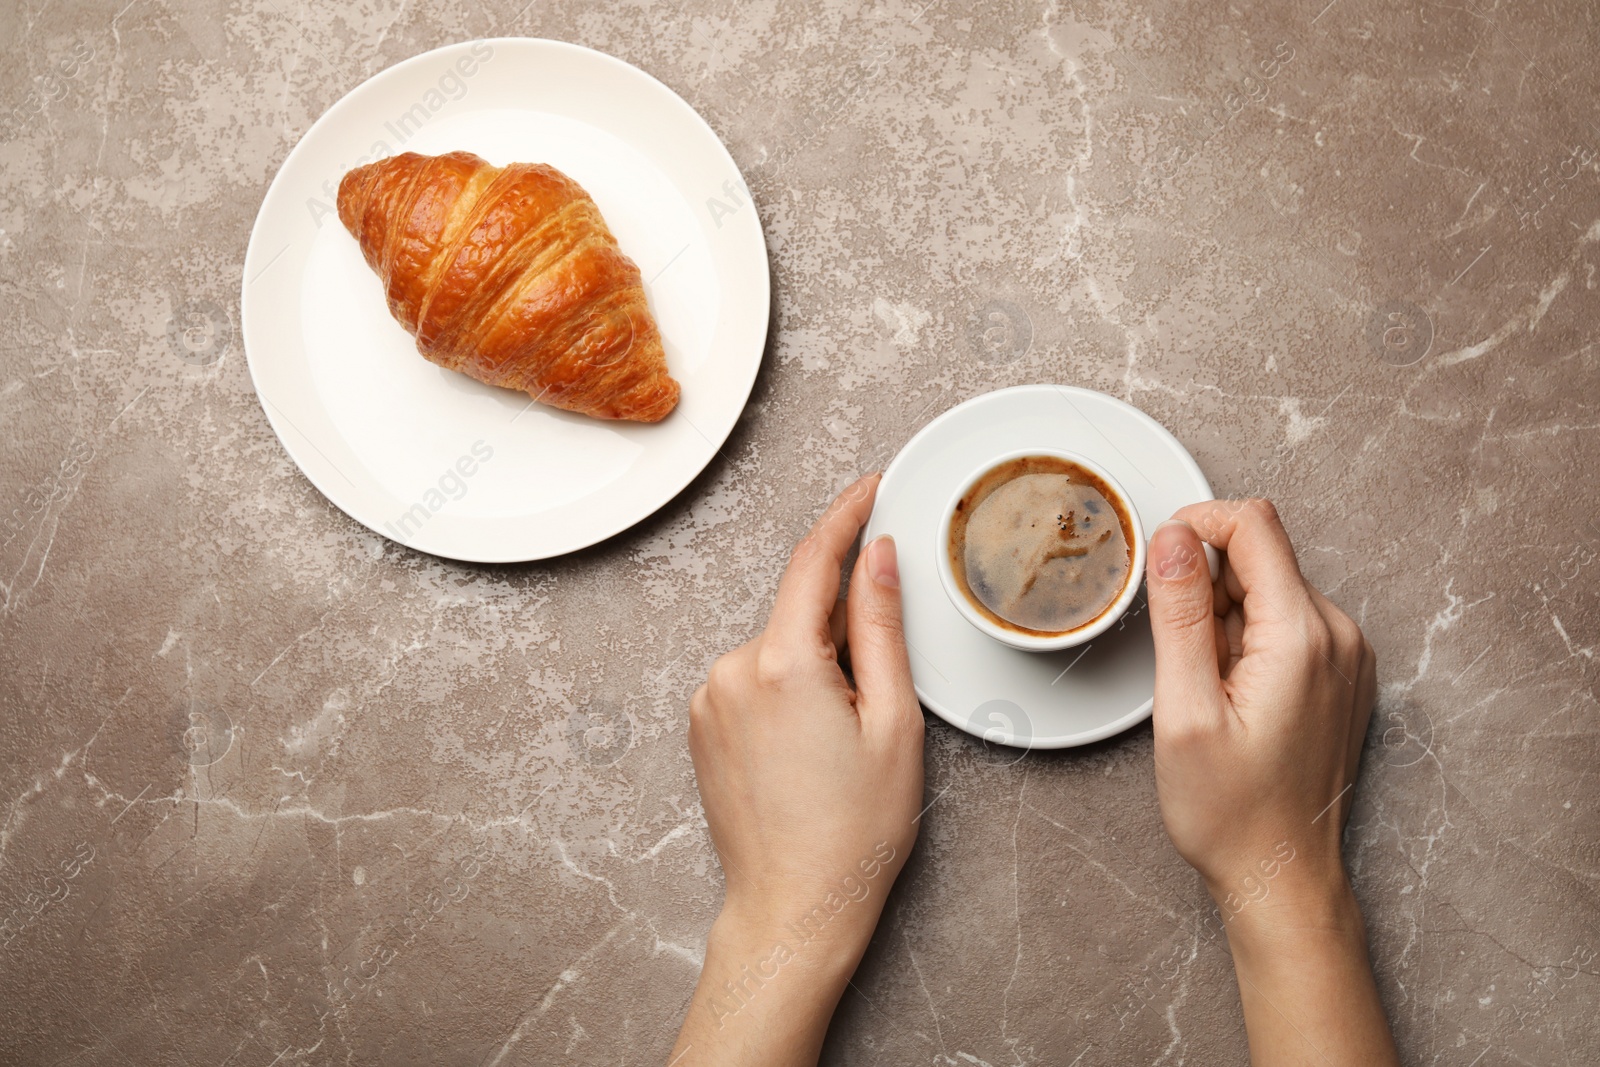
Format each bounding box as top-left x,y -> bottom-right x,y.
241,39 -> 768,562
863,385 -> 1216,749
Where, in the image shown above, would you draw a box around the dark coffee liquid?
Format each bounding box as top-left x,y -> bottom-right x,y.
949,455 -> 1135,635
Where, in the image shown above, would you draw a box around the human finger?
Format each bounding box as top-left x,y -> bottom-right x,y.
1147,519 -> 1229,727
845,535 -> 919,737
769,474 -> 880,645
1172,498 -> 1318,625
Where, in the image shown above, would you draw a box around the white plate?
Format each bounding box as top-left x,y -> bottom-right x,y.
863,385 -> 1217,749
240,38 -> 769,562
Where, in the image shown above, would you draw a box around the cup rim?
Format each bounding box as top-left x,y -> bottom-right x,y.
936,447 -> 1147,652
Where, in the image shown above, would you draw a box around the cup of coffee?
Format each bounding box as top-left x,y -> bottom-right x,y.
937,449 -> 1146,651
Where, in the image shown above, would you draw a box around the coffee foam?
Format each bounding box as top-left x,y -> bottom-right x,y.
951,458 -> 1133,635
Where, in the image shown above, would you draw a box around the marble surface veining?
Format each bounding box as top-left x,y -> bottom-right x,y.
2,0 -> 1597,1064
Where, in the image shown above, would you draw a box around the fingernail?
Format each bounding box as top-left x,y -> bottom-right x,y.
867,535 -> 900,589
1149,520 -> 1201,581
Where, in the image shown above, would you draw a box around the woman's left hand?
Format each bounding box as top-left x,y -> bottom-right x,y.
670,473 -> 925,1065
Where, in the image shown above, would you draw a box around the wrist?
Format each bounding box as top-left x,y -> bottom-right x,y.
1213,870 -> 1366,962
693,904 -> 871,1042
1199,837 -> 1348,932
1212,876 -> 1400,1067
712,894 -> 879,981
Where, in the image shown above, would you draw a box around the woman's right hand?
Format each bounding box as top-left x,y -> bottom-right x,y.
1145,498 -> 1374,912
1144,498 -> 1398,1066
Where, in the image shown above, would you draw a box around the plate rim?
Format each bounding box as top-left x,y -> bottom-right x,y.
240,36 -> 770,564
867,383 -> 1214,749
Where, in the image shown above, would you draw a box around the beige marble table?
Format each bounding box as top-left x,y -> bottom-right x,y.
2,1 -> 1596,1064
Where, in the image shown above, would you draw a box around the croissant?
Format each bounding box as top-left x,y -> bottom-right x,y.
336,151 -> 680,422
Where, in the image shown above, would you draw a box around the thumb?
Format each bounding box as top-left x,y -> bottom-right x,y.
846,535 -> 920,735
1146,520 -> 1227,724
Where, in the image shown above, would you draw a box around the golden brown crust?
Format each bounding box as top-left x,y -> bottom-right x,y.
336,151 -> 680,423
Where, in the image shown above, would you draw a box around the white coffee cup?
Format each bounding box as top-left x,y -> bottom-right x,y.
936,448 -> 1147,652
